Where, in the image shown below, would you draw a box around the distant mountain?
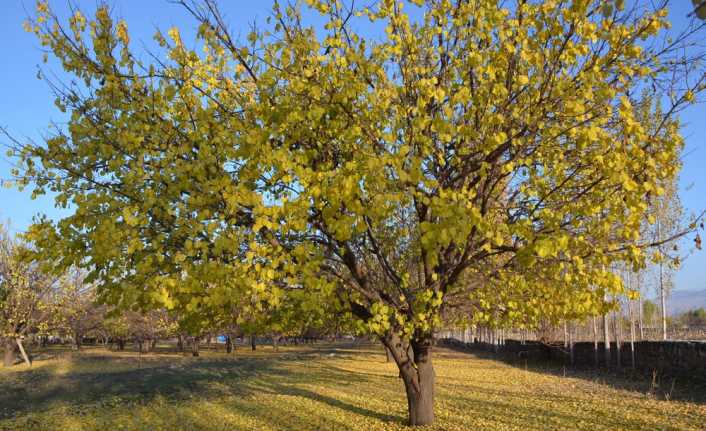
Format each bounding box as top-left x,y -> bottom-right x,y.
668,289 -> 706,315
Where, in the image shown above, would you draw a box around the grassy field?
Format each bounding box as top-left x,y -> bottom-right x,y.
1,343 -> 705,430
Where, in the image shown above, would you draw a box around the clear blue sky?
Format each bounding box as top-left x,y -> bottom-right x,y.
1,1 -> 704,295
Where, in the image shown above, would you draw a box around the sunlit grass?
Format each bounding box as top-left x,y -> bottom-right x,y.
1,344 -> 704,430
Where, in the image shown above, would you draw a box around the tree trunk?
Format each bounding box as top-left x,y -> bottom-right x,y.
251,336 -> 256,351
385,345 -> 392,363
191,337 -> 200,357
629,299 -> 636,369
637,275 -> 644,340
592,316 -> 599,367
405,342 -> 434,426
3,338 -> 16,367
659,260 -> 668,341
603,313 -> 611,367
177,334 -> 184,352
74,333 -> 82,350
150,339 -> 157,352
385,334 -> 435,426
563,322 -> 568,348
614,311 -> 622,369
225,335 -> 233,354
273,336 -> 279,352
16,339 -> 31,366
568,322 -> 574,367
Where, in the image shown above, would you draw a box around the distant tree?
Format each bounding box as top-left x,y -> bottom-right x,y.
103,312 -> 130,351
644,174 -> 683,340
53,269 -> 106,349
0,224 -> 54,366
125,309 -> 174,353
642,299 -> 659,329
678,308 -> 706,326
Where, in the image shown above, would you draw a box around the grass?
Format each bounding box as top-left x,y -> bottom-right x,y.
1,343 -> 705,430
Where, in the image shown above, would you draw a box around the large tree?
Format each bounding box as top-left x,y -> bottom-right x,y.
13,0 -> 706,425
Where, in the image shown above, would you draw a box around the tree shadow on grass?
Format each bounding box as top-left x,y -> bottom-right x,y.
254,382 -> 403,424
0,352 -> 404,426
438,344 -> 706,405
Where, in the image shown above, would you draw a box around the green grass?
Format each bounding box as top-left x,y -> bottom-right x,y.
1,343 -> 704,430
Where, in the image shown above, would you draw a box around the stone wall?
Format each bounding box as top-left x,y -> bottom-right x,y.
438,337 -> 706,377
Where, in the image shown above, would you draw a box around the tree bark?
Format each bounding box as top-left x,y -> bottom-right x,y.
592,316 -> 598,367
563,322 -> 569,348
384,334 -> 435,426
250,336 -> 256,351
659,260 -> 668,340
603,313 -> 611,367
16,338 -> 31,366
614,311 -> 622,369
225,335 -> 233,354
405,342 -> 434,426
191,336 -> 200,357
273,336 -> 279,352
637,274 -> 644,341
629,299 -> 636,369
3,338 -> 16,367
74,333 -> 82,350
177,334 -> 184,352
568,322 -> 574,367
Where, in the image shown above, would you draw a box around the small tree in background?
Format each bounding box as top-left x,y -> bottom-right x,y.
53,269 -> 106,349
0,224 -> 54,366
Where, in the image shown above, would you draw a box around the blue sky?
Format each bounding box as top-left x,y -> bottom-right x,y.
1,1 -> 704,295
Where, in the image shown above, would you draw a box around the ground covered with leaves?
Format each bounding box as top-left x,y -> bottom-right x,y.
1,343 -> 704,430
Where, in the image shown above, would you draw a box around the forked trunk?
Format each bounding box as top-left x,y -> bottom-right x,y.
385,334 -> 435,426
404,349 -> 434,426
